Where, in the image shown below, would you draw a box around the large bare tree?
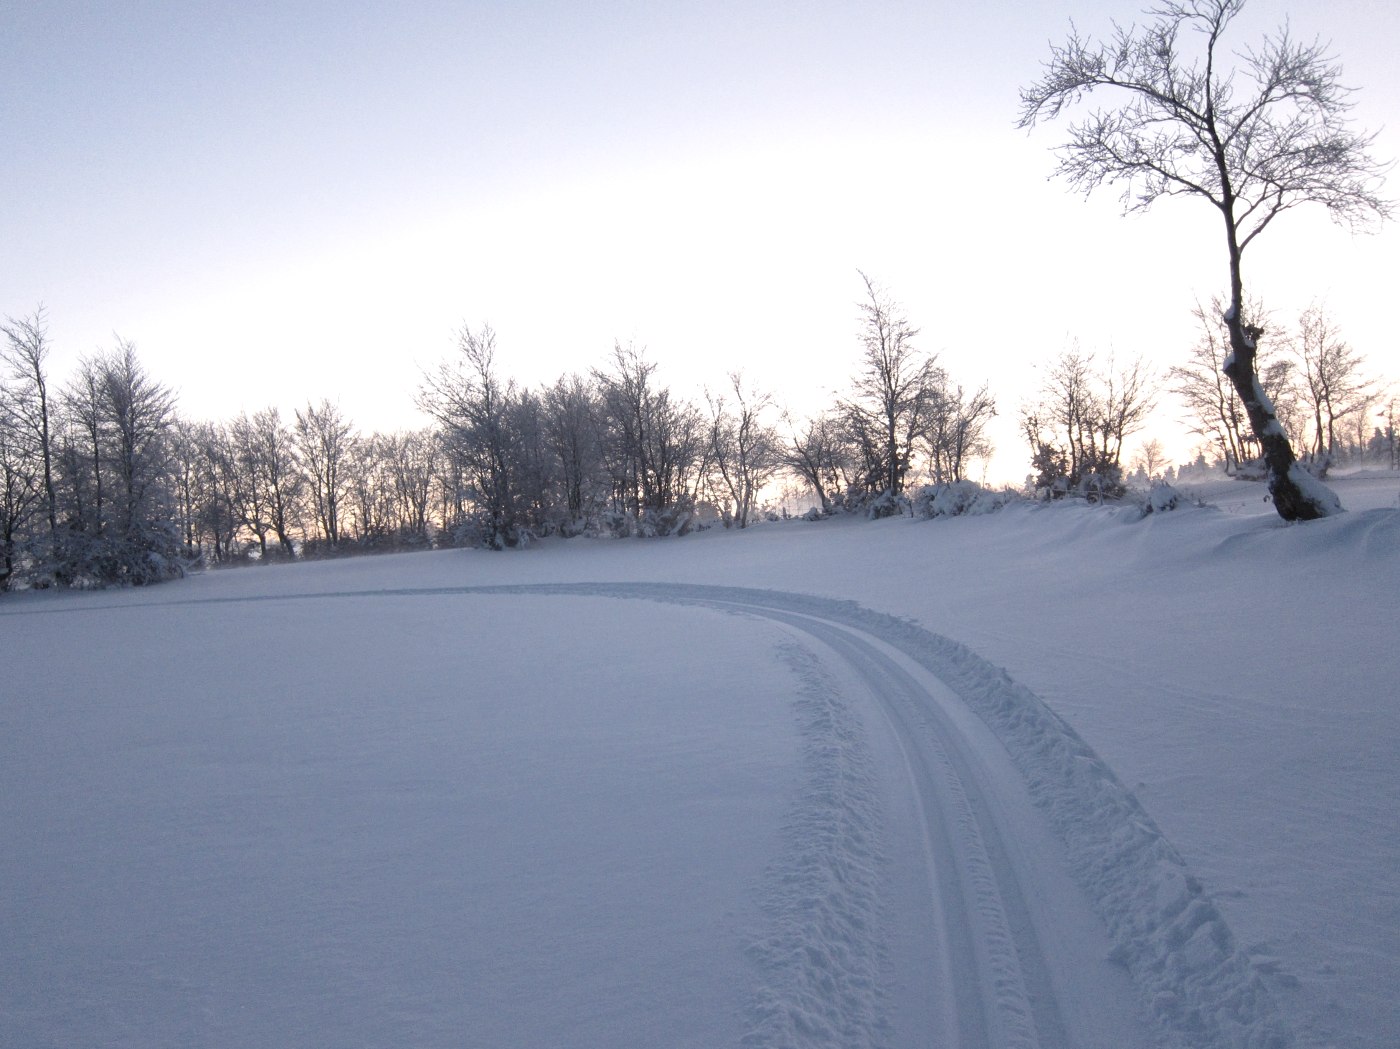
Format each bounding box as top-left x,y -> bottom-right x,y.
1019,0 -> 1391,520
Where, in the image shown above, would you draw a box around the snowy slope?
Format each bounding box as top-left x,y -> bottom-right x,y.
3,476 -> 1398,1048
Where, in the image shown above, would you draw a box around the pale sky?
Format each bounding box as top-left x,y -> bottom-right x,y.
4,0 -> 1398,482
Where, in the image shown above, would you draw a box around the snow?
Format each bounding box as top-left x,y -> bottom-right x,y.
1285,461 -> 1346,517
3,473 -> 1399,1048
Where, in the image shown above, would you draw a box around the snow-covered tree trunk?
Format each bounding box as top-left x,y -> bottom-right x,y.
1221,304 -> 1340,521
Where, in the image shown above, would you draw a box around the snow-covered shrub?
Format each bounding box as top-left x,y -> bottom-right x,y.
51,521 -> 187,588
913,481 -> 1016,519
1144,481 -> 1183,514
864,489 -> 907,519
1131,481 -> 1212,518
1232,457 -> 1270,481
640,505 -> 697,537
581,504 -> 699,539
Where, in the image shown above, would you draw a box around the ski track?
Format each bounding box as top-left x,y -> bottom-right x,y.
8,581 -> 1296,1049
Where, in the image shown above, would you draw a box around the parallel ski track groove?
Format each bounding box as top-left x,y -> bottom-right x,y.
771,609 -> 1064,1049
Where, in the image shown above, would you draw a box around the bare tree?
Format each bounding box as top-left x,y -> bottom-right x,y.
1290,305 -> 1372,466
380,428 -> 438,543
86,340 -> 178,549
1097,354 -> 1158,474
197,422 -> 250,561
1,309 -> 58,553
1020,0 -> 1391,520
56,340 -> 180,583
1132,437 -> 1168,480
429,430 -> 472,539
295,399 -> 356,549
345,434 -> 396,545
229,414 -> 273,557
706,372 -> 783,528
1051,351 -> 1099,489
593,342 -> 706,533
1021,409 -> 1070,494
508,388 -> 554,536
782,410 -> 856,514
843,272 -> 938,500
543,374 -> 603,530
240,407 -> 303,558
419,323 -> 525,547
1168,297 -> 1274,471
166,418 -> 205,557
1023,348 -> 1156,498
0,397 -> 41,588
61,356 -> 109,538
926,378 -> 997,484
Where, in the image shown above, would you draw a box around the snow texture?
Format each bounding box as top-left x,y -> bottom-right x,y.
1285,461 -> 1345,516
3,473 -> 1398,1048
743,640 -> 888,1048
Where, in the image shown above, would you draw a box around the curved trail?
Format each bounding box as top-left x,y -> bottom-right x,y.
12,580 -> 1294,1048
762,606 -> 1061,1048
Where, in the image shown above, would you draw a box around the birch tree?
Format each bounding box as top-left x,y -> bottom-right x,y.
1019,0 -> 1390,519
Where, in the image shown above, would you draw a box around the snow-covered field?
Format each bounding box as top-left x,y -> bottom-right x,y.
3,474 -> 1398,1049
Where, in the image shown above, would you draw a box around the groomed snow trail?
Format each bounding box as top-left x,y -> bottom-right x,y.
464,582 -> 1295,1049
10,581 -> 1294,1049
755,606 -> 1065,1049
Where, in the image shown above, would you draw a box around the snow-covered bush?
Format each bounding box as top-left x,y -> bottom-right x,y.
50,521 -> 187,588
1131,481 -> 1211,518
913,481 -> 1017,519
864,489 -> 908,519
1144,482 -> 1183,514
581,504 -> 699,539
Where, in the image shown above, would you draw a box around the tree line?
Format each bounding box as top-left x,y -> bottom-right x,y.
5,262 -> 1393,589
1168,300 -> 1395,477
1015,299 -> 1394,500
0,276 -> 999,587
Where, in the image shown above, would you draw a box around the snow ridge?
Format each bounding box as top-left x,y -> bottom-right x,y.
743,639 -> 890,1049
912,635 -> 1294,1049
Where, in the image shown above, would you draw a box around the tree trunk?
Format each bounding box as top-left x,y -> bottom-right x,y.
1221,314 -> 1339,521
1216,192 -> 1340,522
